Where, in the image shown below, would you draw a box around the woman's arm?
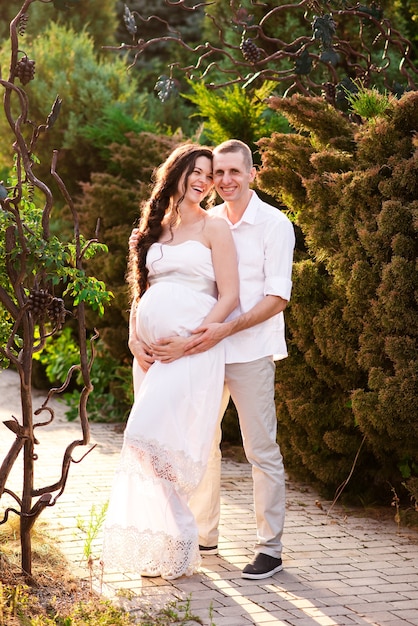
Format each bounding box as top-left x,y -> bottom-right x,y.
128,304 -> 155,372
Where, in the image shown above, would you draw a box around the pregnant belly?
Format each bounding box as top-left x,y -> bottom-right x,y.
136,282 -> 214,345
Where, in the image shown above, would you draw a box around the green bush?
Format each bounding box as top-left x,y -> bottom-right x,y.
185,81 -> 290,158
33,327 -> 133,422
0,22 -> 143,194
0,0 -> 118,47
257,90 -> 418,503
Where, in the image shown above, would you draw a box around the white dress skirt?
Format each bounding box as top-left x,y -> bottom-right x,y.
102,241 -> 225,579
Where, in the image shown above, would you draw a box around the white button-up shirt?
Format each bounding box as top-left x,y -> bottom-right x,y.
209,192 -> 295,364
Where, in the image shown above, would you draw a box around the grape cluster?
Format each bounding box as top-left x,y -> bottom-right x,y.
18,13 -> 29,36
322,82 -> 336,102
28,290 -> 67,328
15,56 -> 36,86
28,289 -> 51,318
47,297 -> 66,329
240,38 -> 262,63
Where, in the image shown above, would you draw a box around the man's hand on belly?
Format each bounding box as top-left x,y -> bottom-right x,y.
183,323 -> 227,355
150,335 -> 189,363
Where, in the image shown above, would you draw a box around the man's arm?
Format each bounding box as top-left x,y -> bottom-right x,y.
182,294 -> 287,355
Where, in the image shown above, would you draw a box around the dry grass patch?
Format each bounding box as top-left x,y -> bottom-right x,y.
0,518 -> 212,625
0,517 -> 133,625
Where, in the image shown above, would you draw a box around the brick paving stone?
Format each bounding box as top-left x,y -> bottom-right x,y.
391,599 -> 418,610
401,591 -> 418,600
370,618 -> 417,626
382,574 -> 418,584
245,614 -> 289,624
371,583 -> 418,594
206,618 -> 254,626
1,367 -> 418,625
348,600 -> 417,614
393,614 -> 418,626
358,592 -> 411,603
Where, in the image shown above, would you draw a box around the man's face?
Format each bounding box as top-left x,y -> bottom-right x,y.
212,150 -> 256,205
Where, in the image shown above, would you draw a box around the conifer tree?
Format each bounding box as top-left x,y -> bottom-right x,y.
0,22 -> 142,195
257,91 -> 418,501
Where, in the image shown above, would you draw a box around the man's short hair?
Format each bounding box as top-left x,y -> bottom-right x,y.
213,140 -> 253,171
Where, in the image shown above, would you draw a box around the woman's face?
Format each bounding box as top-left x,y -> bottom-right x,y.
178,156 -> 213,204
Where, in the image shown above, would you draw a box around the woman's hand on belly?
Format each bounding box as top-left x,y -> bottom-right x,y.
129,337 -> 155,372
150,335 -> 190,363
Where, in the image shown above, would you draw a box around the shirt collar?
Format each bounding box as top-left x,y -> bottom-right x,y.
221,191 -> 259,227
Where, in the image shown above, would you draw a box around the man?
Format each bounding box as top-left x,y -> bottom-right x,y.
150,139 -> 295,579
131,139 -> 295,579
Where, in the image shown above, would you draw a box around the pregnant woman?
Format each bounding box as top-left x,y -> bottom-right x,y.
102,144 -> 239,580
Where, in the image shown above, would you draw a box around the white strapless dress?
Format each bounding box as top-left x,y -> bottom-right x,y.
102,241 -> 225,579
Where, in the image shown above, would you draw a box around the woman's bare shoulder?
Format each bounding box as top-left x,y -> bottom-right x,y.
204,213 -> 229,235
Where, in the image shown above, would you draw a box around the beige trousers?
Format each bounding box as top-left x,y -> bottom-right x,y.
189,356 -> 285,558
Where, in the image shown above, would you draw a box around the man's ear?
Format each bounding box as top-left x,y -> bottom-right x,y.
249,166 -> 257,183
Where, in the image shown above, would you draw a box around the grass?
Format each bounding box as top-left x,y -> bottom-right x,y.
0,518 -> 213,625
344,81 -> 396,119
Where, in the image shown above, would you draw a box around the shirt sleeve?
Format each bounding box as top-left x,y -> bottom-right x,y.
263,215 -> 295,301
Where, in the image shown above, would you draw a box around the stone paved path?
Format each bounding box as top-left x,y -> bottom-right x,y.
1,368 -> 418,625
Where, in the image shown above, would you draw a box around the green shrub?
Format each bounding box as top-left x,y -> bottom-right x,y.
33,328 -> 133,423
185,81 -> 290,158
258,90 -> 418,503
0,22 -> 143,193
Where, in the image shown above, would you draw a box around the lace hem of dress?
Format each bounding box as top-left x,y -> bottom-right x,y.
102,524 -> 200,580
120,437 -> 204,496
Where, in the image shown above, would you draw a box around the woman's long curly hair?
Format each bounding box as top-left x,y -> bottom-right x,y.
127,143 -> 214,302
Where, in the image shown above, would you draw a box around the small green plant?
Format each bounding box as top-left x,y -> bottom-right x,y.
0,582 -> 31,625
136,594 -> 210,625
64,597 -> 135,625
345,82 -> 396,119
76,501 -> 109,592
77,501 -> 109,562
115,588 -> 136,601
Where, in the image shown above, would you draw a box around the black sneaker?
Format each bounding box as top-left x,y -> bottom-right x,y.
199,544 -> 218,555
241,553 -> 283,579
